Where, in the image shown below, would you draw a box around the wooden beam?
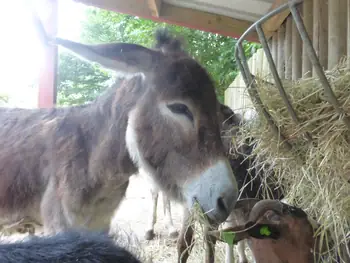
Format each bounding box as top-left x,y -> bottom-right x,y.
147,0 -> 162,17
73,0 -> 259,42
313,0 -> 328,75
284,16 -> 292,80
35,0 -> 58,108
277,23 -> 285,79
262,0 -> 290,39
271,32 -> 278,66
348,0 -> 350,68
328,0 -> 347,69
302,0 -> 313,78
292,15 -> 302,80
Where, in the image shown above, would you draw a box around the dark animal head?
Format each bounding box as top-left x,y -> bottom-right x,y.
53,29 -> 238,224
218,104 -> 242,153
219,104 -> 242,131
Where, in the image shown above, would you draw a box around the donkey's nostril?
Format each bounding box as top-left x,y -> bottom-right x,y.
217,197 -> 227,213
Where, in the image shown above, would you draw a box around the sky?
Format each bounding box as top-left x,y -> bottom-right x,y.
0,0 -> 86,107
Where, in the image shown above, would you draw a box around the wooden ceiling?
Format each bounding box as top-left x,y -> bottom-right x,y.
73,0 -> 291,42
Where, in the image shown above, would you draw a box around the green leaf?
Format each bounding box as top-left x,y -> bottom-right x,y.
57,7 -> 256,106
220,231 -> 236,245
259,225 -> 272,236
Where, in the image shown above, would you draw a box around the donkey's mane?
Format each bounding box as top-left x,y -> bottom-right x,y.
154,28 -> 185,53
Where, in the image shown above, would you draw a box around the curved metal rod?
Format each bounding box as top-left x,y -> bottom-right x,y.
233,0 -> 313,147
236,0 -> 303,51
256,24 -> 313,142
234,0 -> 350,148
289,4 -> 350,131
236,44 -> 292,151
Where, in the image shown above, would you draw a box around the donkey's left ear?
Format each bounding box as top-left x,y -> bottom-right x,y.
219,103 -> 242,126
54,38 -> 163,74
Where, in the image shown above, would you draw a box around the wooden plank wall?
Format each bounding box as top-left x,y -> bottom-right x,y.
265,0 -> 349,79
225,0 -> 349,112
225,48 -> 268,118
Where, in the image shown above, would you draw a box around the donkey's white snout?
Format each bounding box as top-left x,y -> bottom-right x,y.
184,159 -> 238,224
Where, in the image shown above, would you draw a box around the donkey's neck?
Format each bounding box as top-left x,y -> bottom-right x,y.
78,75 -> 144,177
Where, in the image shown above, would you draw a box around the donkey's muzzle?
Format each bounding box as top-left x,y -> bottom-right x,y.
184,159 -> 238,224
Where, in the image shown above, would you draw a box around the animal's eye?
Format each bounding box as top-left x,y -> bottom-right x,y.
167,103 -> 194,122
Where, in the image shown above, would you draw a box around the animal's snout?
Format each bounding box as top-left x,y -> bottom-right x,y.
184,159 -> 239,224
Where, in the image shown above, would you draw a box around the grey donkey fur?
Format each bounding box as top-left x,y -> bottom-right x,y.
141,103 -> 242,241
0,29 -> 238,235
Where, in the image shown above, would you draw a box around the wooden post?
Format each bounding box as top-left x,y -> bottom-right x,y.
292,18 -> 302,80
147,0 -> 162,17
313,0 -> 328,75
302,0 -> 313,78
262,49 -> 270,80
272,32 -> 278,68
251,50 -> 257,76
285,16 -> 292,80
328,0 -> 347,69
277,24 -> 285,79
267,39 -> 273,82
257,48 -> 264,77
37,0 -> 58,108
348,0 -> 350,68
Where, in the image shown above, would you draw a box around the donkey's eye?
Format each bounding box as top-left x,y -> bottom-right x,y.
167,103 -> 194,122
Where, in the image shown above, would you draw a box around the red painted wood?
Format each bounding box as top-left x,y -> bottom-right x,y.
37,0 -> 58,108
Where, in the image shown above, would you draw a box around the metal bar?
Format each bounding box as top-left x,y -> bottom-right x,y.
235,0 -> 304,50
256,24 -> 312,142
236,44 -> 292,150
289,3 -> 350,131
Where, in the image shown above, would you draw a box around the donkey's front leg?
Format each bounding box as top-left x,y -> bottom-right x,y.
40,178 -> 71,235
163,193 -> 178,238
144,187 -> 159,240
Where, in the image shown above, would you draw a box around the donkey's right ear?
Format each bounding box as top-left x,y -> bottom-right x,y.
53,38 -> 163,74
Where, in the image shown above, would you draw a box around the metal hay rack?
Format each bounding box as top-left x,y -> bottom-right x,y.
234,0 -> 350,151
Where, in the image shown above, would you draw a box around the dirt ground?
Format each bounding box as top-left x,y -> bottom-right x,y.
112,174 -> 230,263
112,174 -> 184,262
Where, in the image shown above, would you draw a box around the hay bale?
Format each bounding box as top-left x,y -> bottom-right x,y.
235,60 -> 350,262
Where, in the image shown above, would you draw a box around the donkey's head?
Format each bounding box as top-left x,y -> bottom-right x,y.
54,29 -> 238,224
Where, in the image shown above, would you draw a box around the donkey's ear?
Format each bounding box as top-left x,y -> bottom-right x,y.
54,38 -> 162,73
219,103 -> 242,126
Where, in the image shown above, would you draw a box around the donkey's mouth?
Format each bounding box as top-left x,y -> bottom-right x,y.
184,159 -> 239,224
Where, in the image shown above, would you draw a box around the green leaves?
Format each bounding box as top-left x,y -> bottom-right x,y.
220,231 -> 237,245
57,7 -> 259,106
57,50 -> 112,106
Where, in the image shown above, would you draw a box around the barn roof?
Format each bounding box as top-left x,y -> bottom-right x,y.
73,0 -> 291,42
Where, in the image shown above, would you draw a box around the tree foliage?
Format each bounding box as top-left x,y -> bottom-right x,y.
57,51 -> 112,106
57,7 -> 260,105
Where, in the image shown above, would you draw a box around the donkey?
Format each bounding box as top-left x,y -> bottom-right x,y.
142,103 -> 242,241
175,108 -> 285,263
0,29 -> 239,235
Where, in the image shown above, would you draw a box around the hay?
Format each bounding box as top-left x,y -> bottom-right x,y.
234,60 -> 350,262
